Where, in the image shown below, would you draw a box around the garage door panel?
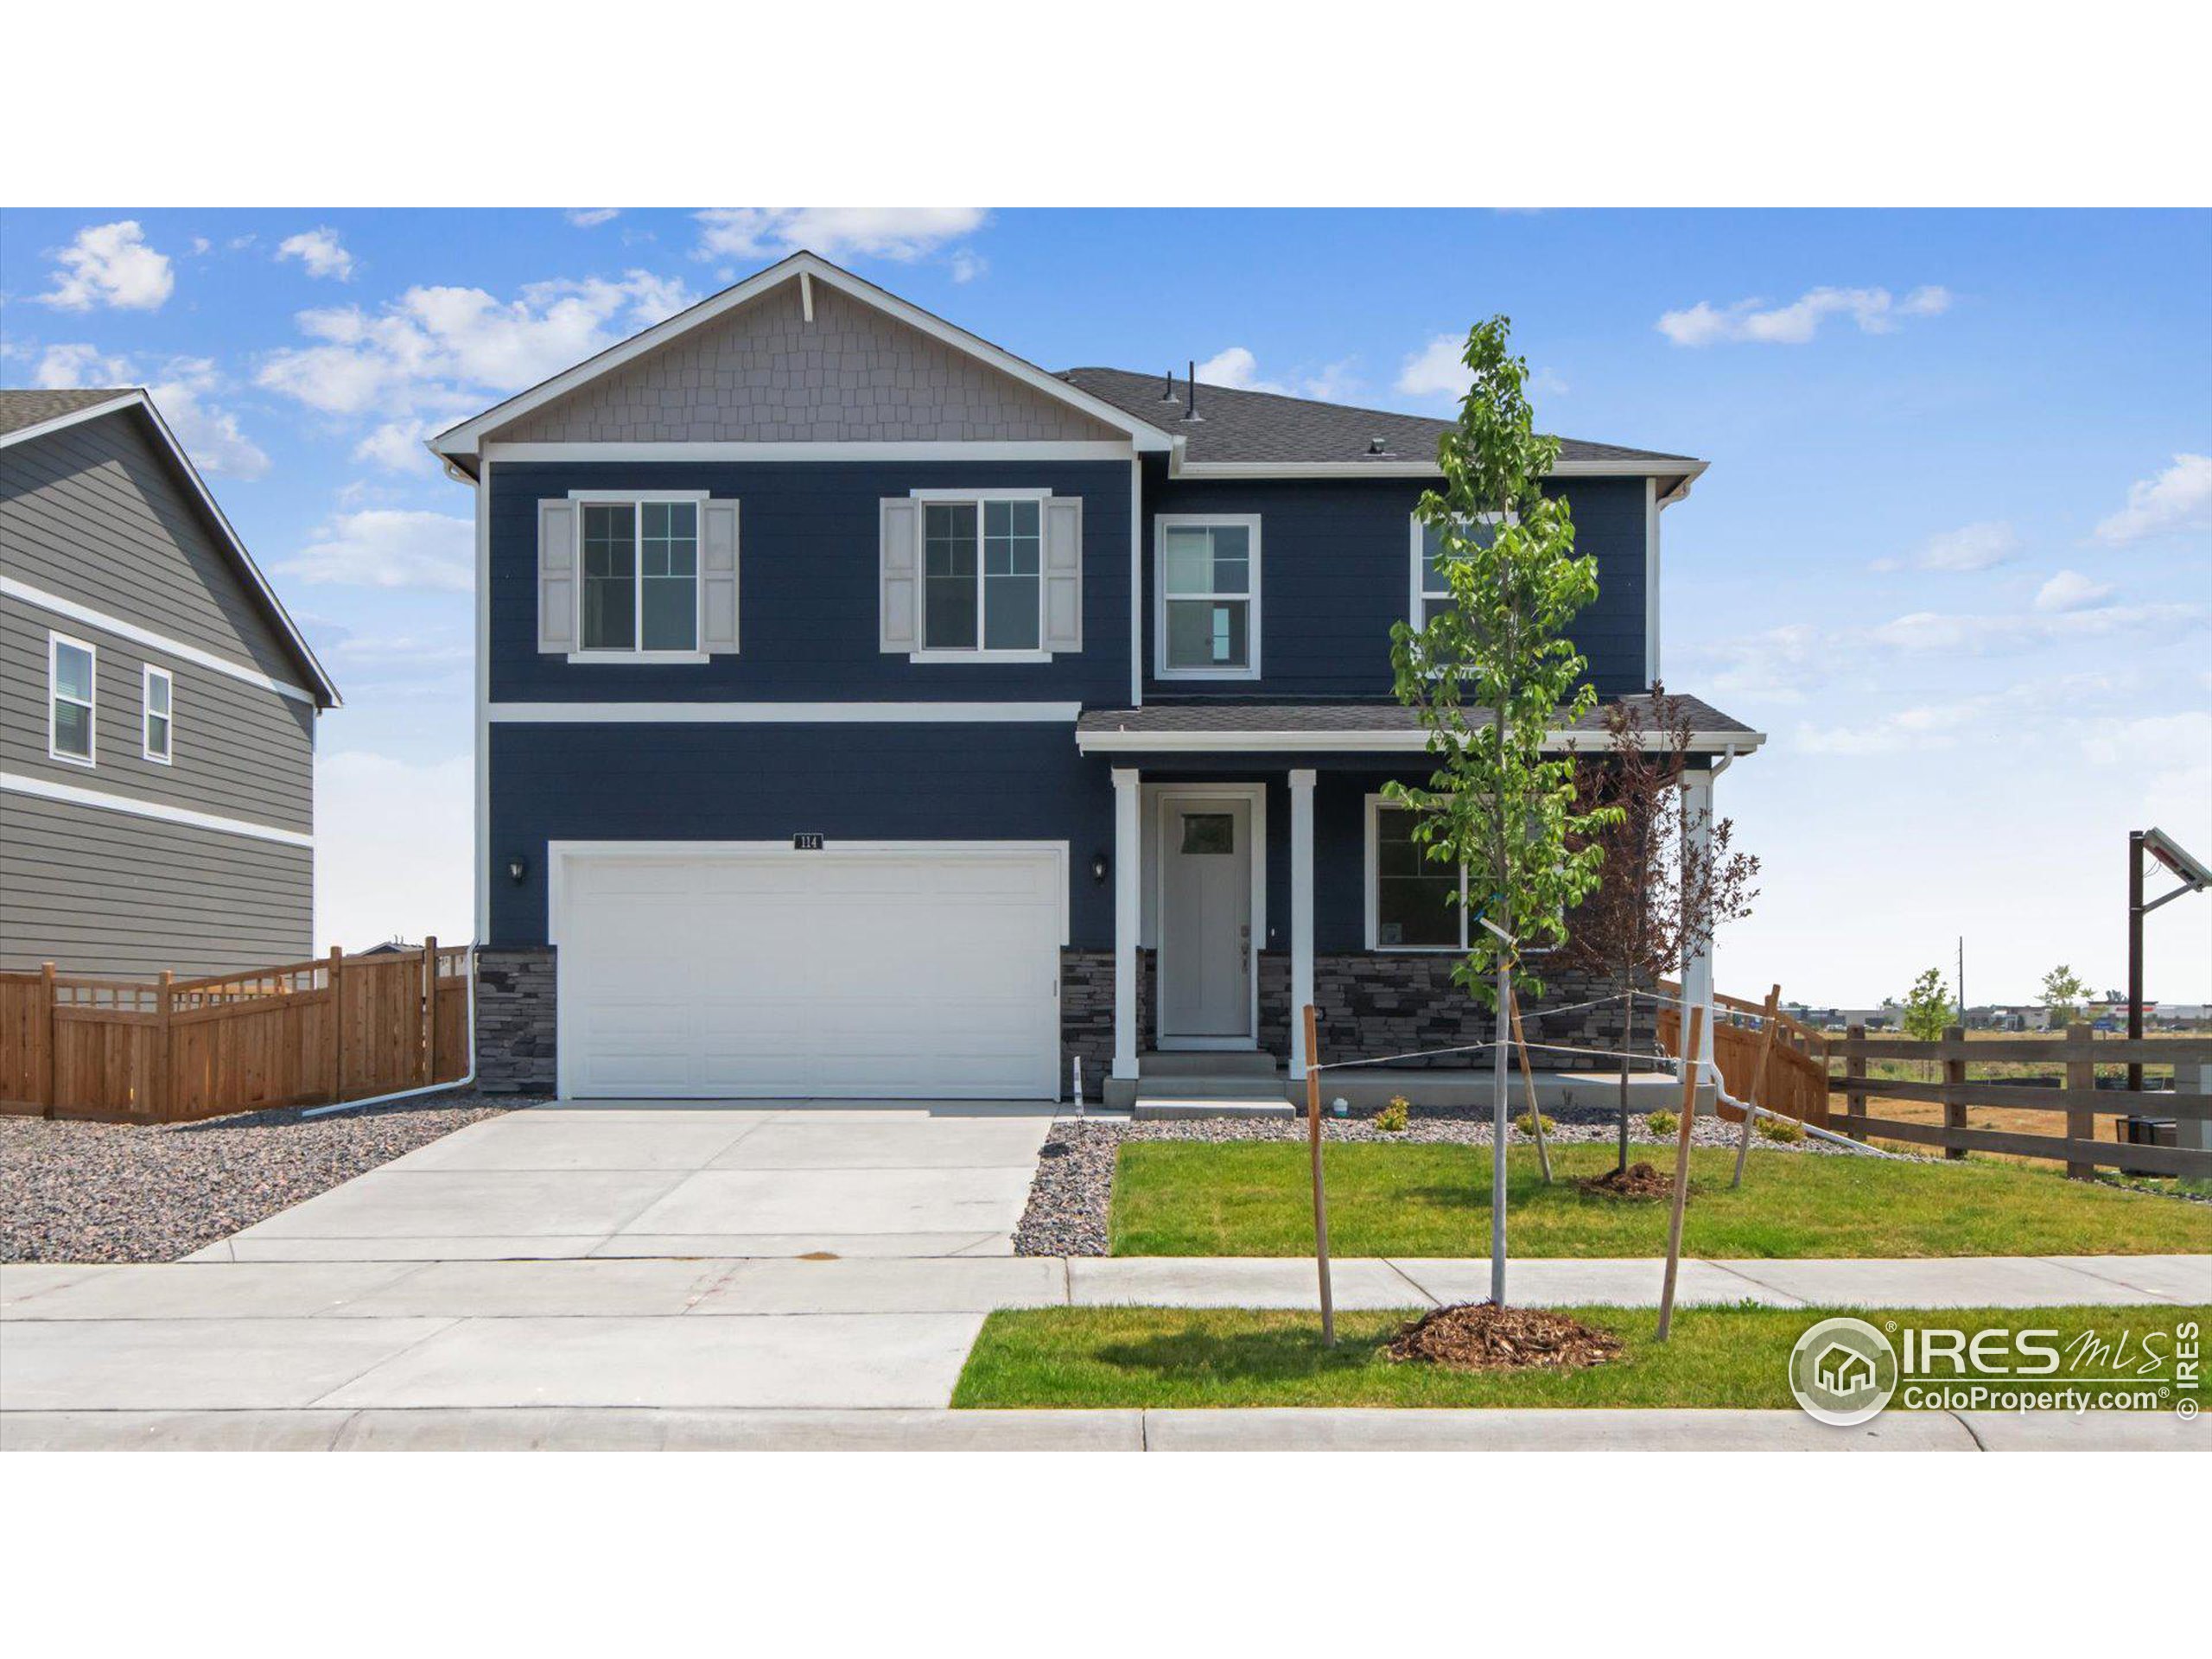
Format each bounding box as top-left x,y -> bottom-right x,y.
560,846 -> 1061,1099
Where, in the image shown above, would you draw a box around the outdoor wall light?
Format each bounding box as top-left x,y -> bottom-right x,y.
507,855 -> 530,885
1091,851 -> 1111,884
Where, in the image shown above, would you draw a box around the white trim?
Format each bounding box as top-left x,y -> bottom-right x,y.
430,251 -> 1174,459
1364,792 -> 1471,953
1172,457 -> 1711,483
908,486 -> 1052,502
908,650 -> 1051,665
798,269 -> 814,323
47,632 -> 97,767
1154,513 -> 1262,682
482,440 -> 1139,463
566,487 -> 712,502
1111,770 -> 1141,1080
1128,459 -> 1143,707
0,771 -> 314,849
141,664 -> 175,766
1645,477 -> 1662,686
490,701 -> 1083,724
1288,768 -> 1316,1081
0,392 -> 340,707
568,652 -> 712,666
2,577 -> 321,706
1077,725 -> 1768,754
474,459 -> 493,943
1151,782 -> 1267,1049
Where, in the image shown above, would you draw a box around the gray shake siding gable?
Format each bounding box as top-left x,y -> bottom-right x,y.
0,397 -> 334,976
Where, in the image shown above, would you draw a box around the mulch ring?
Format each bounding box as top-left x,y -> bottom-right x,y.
1575,1160 -> 1674,1200
1387,1302 -> 1624,1374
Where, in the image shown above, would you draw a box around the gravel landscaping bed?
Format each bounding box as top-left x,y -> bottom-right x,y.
1014,1109 -> 1858,1257
0,1092 -> 533,1264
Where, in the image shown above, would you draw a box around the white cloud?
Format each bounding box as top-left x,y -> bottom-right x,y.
352,418 -> 439,475
1395,334 -> 1468,397
565,208 -> 620,228
949,248 -> 988,284
257,270 -> 693,417
314,750 -> 474,952
32,343 -> 270,480
277,508 -> 474,592
35,219 -> 175,311
1197,346 -> 1360,403
1795,694 -> 1999,755
1870,601 -> 2201,655
1672,622 -> 1824,705
1657,283 -> 1951,346
692,207 -> 987,264
2034,569 -> 2114,613
1912,519 -> 2018,572
276,226 -> 356,281
2092,453 -> 2212,545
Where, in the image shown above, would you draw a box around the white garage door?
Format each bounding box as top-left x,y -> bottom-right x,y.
556,844 -> 1064,1100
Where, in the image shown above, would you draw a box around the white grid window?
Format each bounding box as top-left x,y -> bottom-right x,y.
579,499 -> 700,653
143,664 -> 174,764
923,498 -> 1042,652
1156,516 -> 1261,679
48,633 -> 96,766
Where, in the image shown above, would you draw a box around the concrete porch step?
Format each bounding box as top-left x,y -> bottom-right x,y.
1133,1097 -> 1297,1121
1140,1051 -> 1279,1078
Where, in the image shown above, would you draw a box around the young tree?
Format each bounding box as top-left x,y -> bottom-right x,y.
2039,964 -> 2088,1025
1900,967 -> 1954,1079
1559,687 -> 1761,1173
1386,315 -> 1619,1305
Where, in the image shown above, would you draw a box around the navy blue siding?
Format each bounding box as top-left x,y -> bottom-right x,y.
488,722 -> 1114,947
489,461 -> 1129,704
1142,473 -> 1649,701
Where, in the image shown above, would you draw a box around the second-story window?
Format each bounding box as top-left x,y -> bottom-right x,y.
1156,515 -> 1261,680
1412,512 -> 1508,627
580,499 -> 700,654
143,665 -> 174,764
48,632 -> 96,766
923,498 -> 1042,652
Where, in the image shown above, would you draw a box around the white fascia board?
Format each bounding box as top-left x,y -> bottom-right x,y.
2,577 -> 321,704
491,701 -> 1084,724
1073,726 -> 1766,755
482,440 -> 1138,463
1,771 -> 315,848
1170,457 -> 1709,483
431,251 -> 1175,460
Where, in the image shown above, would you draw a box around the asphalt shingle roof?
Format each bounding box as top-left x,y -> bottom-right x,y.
1075,694 -> 1759,742
1058,367 -> 1702,472
0,387 -> 139,438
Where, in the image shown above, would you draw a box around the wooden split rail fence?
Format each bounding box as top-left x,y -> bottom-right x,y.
1656,988 -> 2212,1180
0,941 -> 471,1124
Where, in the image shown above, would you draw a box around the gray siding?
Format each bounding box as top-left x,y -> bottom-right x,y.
0,791 -> 311,976
0,408 -> 315,687
0,602 -> 315,834
493,276 -> 1122,445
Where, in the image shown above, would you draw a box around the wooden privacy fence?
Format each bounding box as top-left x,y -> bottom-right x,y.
1655,982 -> 1832,1129
1829,1023 -> 2212,1180
0,941 -> 471,1124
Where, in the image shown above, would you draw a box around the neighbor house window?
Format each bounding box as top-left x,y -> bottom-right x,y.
143,665 -> 174,764
920,496 -> 1043,652
578,498 -> 700,653
1157,516 -> 1260,678
1366,798 -> 1469,950
1411,512 -> 1508,628
48,633 -> 96,766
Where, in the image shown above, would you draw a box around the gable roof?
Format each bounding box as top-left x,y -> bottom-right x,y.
1061,366 -> 1705,492
429,251 -> 1177,469
0,389 -> 340,708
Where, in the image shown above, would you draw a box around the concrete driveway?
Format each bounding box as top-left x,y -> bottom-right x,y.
186,1103 -> 1053,1262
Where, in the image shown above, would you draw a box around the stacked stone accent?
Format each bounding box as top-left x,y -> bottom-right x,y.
1259,952 -> 1649,1073
476,946 -> 557,1094
1058,948 -> 1152,1100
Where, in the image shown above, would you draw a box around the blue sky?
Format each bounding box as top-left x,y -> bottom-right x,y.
4,207 -> 2207,1004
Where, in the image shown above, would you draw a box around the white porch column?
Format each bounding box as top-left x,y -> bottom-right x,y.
1680,767 -> 1717,1079
1112,767 -> 1141,1081
1288,768 -> 1317,1081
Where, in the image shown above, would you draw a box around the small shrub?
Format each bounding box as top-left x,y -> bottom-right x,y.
1513,1111 -> 1556,1138
1645,1109 -> 1679,1138
1374,1096 -> 1410,1133
1756,1114 -> 1806,1144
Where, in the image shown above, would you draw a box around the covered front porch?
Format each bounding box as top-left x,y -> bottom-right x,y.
1072,697 -> 1762,1111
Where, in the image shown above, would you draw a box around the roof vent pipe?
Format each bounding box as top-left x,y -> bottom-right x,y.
1183,359 -> 1203,423
1160,369 -> 1179,403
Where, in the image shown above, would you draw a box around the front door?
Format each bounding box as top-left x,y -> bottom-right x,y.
1158,797 -> 1253,1044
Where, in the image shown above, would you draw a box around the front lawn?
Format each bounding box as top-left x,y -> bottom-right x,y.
953,1302 -> 2211,1409
1109,1141 -> 2212,1258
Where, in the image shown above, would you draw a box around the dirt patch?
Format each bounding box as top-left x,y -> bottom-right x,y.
1386,1302 -> 1624,1374
1575,1160 -> 1674,1200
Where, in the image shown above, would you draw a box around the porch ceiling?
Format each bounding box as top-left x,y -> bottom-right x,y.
1074,693 -> 1764,756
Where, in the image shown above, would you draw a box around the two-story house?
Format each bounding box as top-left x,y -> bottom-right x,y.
432,252 -> 1761,1104
1,389 -> 340,976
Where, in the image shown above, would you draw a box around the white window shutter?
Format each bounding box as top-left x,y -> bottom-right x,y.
702,500 -> 741,653
537,499 -> 576,653
880,497 -> 919,652
1042,496 -> 1083,652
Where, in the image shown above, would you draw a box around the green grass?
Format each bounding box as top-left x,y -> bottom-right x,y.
953,1303 -> 2211,1409
1109,1141 -> 2212,1258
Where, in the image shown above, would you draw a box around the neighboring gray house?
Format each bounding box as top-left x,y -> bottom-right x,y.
0,388 -> 340,976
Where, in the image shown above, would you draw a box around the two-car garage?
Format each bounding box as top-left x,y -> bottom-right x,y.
552,842 -> 1065,1100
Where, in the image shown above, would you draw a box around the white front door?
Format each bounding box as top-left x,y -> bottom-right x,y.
1158,798 -> 1253,1044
